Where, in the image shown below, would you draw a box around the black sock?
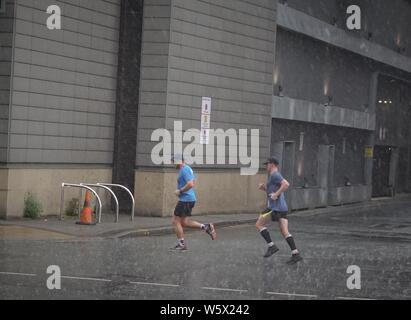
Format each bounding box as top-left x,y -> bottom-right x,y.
285,235 -> 297,251
259,228 -> 273,245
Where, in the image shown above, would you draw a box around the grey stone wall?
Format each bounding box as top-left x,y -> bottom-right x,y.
272,96 -> 375,131
357,0 -> 411,58
7,0 -> 121,163
136,0 -> 171,167
285,0 -> 411,59
137,0 -> 277,167
277,3 -> 411,74
274,27 -> 411,114
274,2 -> 411,199
0,0 -> 14,163
271,119 -> 370,187
274,28 -> 374,112
285,0 -> 343,25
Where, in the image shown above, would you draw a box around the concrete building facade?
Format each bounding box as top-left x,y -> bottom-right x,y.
272,0 -> 411,209
0,0 -> 410,218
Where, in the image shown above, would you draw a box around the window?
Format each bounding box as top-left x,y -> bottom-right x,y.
0,0 -> 6,13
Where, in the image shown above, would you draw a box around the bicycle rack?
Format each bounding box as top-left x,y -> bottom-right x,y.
80,183 -> 119,223
97,183 -> 135,221
60,183 -> 102,224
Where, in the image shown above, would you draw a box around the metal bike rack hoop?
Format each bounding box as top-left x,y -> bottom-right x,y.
80,183 -> 119,223
60,183 -> 103,223
97,183 -> 135,221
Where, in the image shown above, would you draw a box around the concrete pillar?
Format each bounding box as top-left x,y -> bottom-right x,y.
318,145 -> 330,189
364,72 -> 379,198
407,147 -> 411,192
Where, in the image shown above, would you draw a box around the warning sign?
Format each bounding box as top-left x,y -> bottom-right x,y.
364,147 -> 373,158
200,97 -> 211,144
201,97 -> 211,115
201,114 -> 210,129
200,129 -> 210,145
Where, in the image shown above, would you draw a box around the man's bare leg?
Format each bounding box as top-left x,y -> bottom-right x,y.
278,218 -> 302,263
181,217 -> 217,240
181,218 -> 202,229
172,216 -> 186,249
172,216 -> 184,238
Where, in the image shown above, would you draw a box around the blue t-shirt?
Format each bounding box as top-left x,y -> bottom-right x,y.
177,165 -> 196,202
266,171 -> 288,212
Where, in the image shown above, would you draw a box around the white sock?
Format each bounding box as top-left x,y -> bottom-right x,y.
200,224 -> 206,230
178,238 -> 185,245
291,249 -> 299,255
268,242 -> 274,247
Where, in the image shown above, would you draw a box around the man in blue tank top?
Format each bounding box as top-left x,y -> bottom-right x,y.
171,154 -> 216,251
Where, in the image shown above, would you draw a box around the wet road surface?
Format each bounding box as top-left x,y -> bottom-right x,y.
1,201 -> 411,300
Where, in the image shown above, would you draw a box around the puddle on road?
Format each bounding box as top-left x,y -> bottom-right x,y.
0,225 -> 73,241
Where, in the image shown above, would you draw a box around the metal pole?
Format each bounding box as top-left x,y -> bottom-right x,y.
59,183 -> 65,221
78,188 -> 82,219
97,183 -> 135,221
80,183 -> 120,223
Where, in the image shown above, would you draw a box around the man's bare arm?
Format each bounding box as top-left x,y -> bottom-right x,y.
270,179 -> 290,200
180,180 -> 194,192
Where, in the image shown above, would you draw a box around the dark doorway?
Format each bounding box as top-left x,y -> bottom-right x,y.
397,147 -> 410,193
112,0 -> 144,213
372,146 -> 392,197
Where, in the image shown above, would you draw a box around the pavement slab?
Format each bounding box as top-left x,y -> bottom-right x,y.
1,196 -> 411,240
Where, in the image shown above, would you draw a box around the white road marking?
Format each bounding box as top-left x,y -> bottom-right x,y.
336,296 -> 376,300
61,276 -> 112,282
0,271 -> 380,300
129,281 -> 180,288
266,291 -> 317,298
0,271 -> 37,277
201,286 -> 248,293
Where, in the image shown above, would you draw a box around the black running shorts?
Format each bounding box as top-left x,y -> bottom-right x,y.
260,208 -> 288,221
271,210 -> 288,222
174,201 -> 195,217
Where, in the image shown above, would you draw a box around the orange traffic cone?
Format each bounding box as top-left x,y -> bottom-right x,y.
76,191 -> 96,225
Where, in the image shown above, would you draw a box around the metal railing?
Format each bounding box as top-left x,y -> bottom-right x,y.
60,183 -> 102,223
97,183 -> 135,221
80,183 -> 119,223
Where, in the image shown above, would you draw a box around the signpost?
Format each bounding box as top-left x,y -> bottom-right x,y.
200,97 -> 211,144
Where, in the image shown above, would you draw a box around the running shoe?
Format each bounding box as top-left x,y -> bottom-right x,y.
263,245 -> 279,258
286,253 -> 303,264
171,243 -> 187,251
204,223 -> 217,240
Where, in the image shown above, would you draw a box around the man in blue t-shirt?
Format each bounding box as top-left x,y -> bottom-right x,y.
256,157 -> 303,264
171,154 -> 217,251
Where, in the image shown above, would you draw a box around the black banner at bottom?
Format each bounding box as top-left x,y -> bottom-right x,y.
0,299 -> 405,318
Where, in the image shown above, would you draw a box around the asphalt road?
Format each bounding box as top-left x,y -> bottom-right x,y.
1,201 -> 411,300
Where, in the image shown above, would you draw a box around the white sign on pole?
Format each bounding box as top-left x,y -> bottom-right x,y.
200,97 -> 211,144
201,97 -> 211,114
200,114 -> 210,129
200,129 -> 210,145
